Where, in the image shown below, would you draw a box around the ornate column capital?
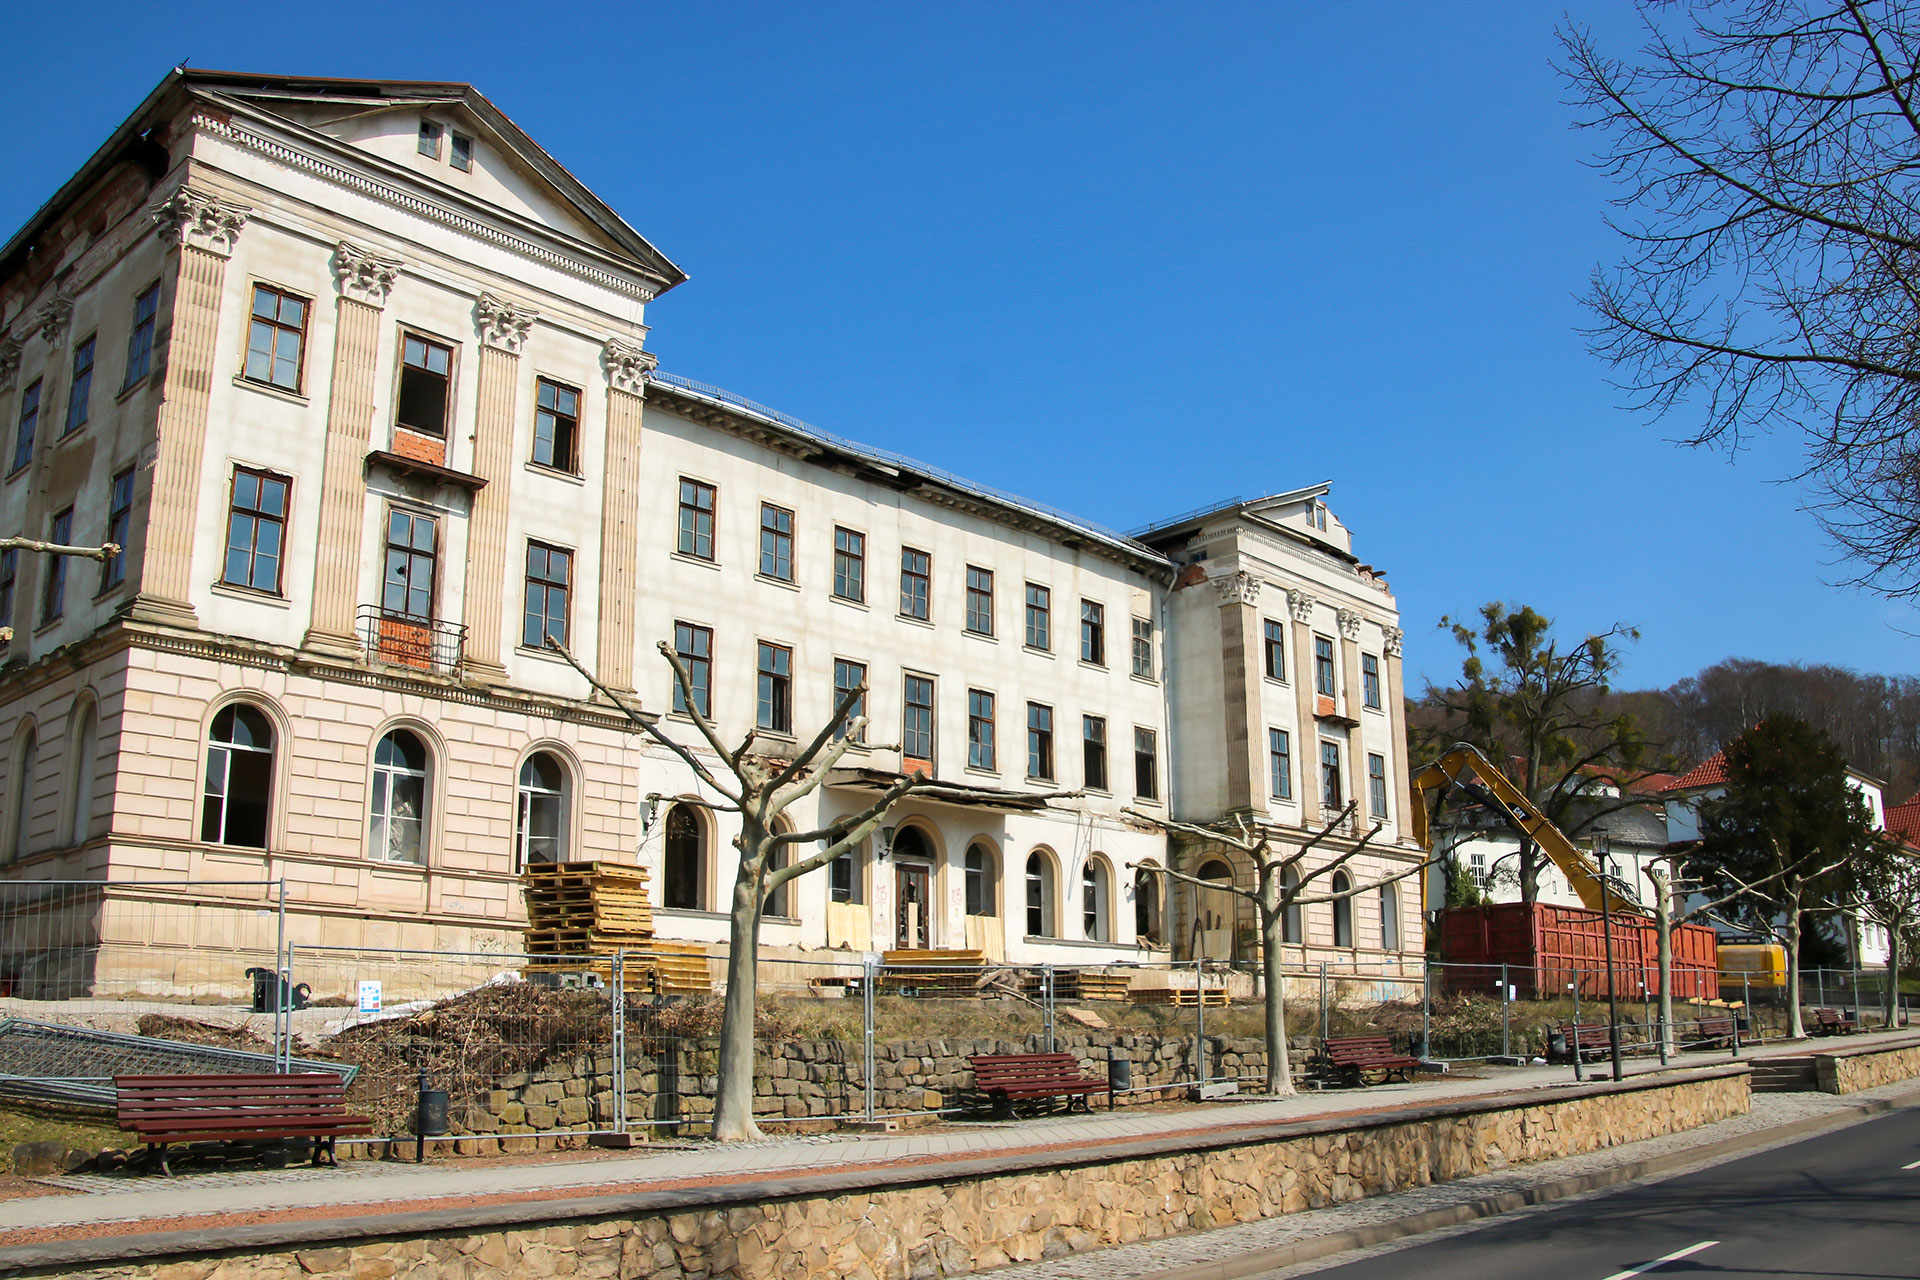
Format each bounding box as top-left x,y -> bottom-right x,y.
333,242 -> 401,307
603,338 -> 657,393
1211,569 -> 1261,606
1382,625 -> 1405,658
150,185 -> 249,256
32,293 -> 74,348
1337,607 -> 1364,642
475,292 -> 537,353
1287,588 -> 1318,624
0,337 -> 19,393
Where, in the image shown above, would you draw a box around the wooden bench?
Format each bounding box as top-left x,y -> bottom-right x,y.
1316,1035 -> 1420,1086
966,1053 -> 1110,1116
115,1073 -> 371,1174
1812,1007 -> 1858,1036
1691,1014 -> 1737,1049
1561,1022 -> 1620,1063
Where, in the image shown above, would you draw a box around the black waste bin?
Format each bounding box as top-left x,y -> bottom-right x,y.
245,967 -> 310,1014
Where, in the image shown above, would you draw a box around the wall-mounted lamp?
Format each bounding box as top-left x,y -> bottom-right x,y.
641,794 -> 662,832
878,826 -> 897,860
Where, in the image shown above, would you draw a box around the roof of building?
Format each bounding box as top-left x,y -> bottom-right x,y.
1,68 -> 687,294
1885,797 -> 1920,842
1664,752 -> 1730,792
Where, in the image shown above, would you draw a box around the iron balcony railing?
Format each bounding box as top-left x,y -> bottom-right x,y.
357,605 -> 466,675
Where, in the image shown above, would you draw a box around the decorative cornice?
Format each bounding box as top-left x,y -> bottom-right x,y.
0,337 -> 19,393
475,293 -> 537,353
1210,570 -> 1261,606
150,186 -> 250,257
191,113 -> 661,302
32,293 -> 74,348
332,242 -> 401,307
1287,588 -> 1318,623
1382,626 -> 1404,658
603,338 -> 657,394
1337,607 -> 1364,642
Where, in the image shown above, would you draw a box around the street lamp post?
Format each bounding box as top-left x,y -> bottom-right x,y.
1597,831 -> 1624,1081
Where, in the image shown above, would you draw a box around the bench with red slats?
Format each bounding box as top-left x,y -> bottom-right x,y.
115,1073 -> 371,1173
1317,1035 -> 1421,1086
1813,1007 -> 1859,1036
967,1052 -> 1111,1116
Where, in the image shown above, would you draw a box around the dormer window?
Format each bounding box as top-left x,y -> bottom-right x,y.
418,120 -> 443,159
451,134 -> 473,171
1309,501 -> 1328,531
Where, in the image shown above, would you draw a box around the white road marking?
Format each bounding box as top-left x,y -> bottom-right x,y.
1600,1241 -> 1719,1280
1902,1158 -> 1920,1170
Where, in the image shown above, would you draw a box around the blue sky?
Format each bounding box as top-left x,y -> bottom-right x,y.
3,1 -> 1908,692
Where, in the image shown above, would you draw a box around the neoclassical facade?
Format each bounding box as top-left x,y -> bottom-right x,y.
0,71 -> 1421,984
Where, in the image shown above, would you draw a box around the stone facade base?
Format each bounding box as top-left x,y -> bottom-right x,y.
1813,1034 -> 1920,1093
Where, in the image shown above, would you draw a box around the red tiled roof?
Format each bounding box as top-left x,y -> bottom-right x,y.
1665,752 -> 1729,792
1885,798 -> 1920,842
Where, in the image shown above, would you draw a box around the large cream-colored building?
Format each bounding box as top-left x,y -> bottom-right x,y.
0,70 -> 1421,985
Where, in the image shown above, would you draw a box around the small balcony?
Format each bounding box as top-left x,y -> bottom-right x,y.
358,605 -> 466,675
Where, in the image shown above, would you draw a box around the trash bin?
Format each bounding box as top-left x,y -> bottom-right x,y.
245,967 -> 311,1014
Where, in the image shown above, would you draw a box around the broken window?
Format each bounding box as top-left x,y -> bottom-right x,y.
396,334 -> 452,436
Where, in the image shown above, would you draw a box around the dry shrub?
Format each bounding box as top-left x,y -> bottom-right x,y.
134,1014 -> 273,1053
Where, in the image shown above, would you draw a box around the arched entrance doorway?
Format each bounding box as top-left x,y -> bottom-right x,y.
1195,858 -> 1236,962
891,825 -> 936,949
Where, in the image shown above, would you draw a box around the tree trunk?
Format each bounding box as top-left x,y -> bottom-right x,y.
1889,924 -> 1903,1030
710,856 -> 766,1142
1652,869 -> 1674,1059
1261,908 -> 1293,1096
1519,836 -> 1539,907
1784,893 -> 1806,1041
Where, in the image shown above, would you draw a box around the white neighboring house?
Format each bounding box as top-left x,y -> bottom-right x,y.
1661,752 -> 1893,968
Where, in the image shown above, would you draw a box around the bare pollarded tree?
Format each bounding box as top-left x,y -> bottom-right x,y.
1125,803 -> 1431,1096
546,637 -> 1076,1141
1565,2 -> 1920,596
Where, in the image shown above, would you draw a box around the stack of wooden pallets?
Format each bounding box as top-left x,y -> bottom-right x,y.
1129,984 -> 1229,1008
521,860 -> 712,995
878,948 -> 987,996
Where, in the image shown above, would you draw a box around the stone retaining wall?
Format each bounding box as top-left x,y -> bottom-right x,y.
1813,1035 -> 1920,1094
39,1066 -> 1750,1280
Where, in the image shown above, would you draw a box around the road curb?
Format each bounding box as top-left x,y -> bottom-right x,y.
1126,1089 -> 1920,1280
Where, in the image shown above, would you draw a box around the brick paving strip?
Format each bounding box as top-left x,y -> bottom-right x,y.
0,1034 -> 1910,1273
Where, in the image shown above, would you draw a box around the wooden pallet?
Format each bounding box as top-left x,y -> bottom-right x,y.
1055,971 -> 1134,1002
879,949 -> 987,996
1129,985 -> 1229,1008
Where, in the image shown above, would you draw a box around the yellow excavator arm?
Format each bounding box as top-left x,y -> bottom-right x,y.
1410,743 -> 1650,917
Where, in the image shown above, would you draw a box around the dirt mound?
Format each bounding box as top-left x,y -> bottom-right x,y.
133,1015 -> 273,1054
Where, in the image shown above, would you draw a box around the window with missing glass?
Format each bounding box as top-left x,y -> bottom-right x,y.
968,689 -> 996,770
223,469 -> 290,595
418,119 -> 443,158
673,622 -> 712,717
450,133 -> 473,171
1134,727 -> 1158,801
830,843 -> 863,903
396,334 -> 453,436
1027,702 -> 1054,780
757,641 -> 792,734
533,377 -> 580,472
833,527 -> 865,602
966,566 -> 994,635
244,284 -> 308,393
63,336 -> 94,435
677,478 -> 716,560
1080,600 -> 1105,665
759,504 -> 793,581
900,547 -> 930,619
523,542 -> 572,649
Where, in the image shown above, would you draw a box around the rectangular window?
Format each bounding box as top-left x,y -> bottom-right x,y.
1024,583 -> 1050,650
1083,715 -> 1107,791
830,848 -> 861,904
1362,653 -> 1382,709
1027,702 -> 1053,781
759,504 -> 793,581
1368,752 -> 1389,818
676,478 -> 716,560
244,284 -> 308,393
833,659 -> 867,741
1134,727 -> 1159,801
41,508 -> 72,623
418,119 -> 443,158
450,133 -> 473,171
672,622 -> 713,718
968,689 -> 996,771
125,284 -> 159,387
11,380 -> 39,473
523,541 -> 571,649
903,674 -> 935,763
103,468 -> 133,591
396,334 -> 453,436
1263,619 -> 1286,680
0,549 -> 16,635
899,547 -> 930,619
1321,740 -> 1343,809
532,377 -> 580,472
225,469 -> 291,595
757,641 -> 793,734
833,527 -> 865,602
1080,600 -> 1105,665
1132,616 -> 1154,678
966,566 -> 994,635
379,507 -> 436,619
63,336 -> 94,435
1269,728 -> 1293,801
1314,635 -> 1336,696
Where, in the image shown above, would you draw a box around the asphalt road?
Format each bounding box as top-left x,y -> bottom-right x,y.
1284,1105 -> 1920,1280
